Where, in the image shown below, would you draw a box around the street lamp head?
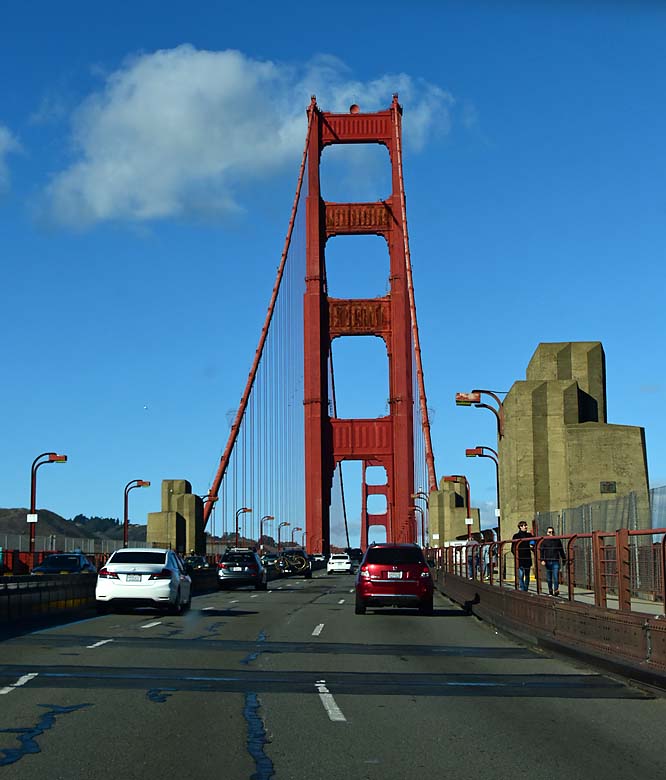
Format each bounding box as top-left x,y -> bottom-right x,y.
137,480 -> 151,487
239,507 -> 252,514
48,453 -> 68,463
465,448 -> 483,457
455,392 -> 481,406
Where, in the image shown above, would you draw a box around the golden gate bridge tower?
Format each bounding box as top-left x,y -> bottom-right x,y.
204,96 -> 436,554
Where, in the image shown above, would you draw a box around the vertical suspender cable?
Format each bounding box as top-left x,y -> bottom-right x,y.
204,108 -> 315,525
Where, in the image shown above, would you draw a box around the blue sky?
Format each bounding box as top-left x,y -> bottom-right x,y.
1,0 -> 664,545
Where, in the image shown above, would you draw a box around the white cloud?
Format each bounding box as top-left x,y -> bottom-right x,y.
43,46 -> 453,227
0,124 -> 21,193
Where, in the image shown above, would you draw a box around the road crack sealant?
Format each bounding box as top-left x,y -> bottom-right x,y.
240,631 -> 274,779
0,703 -> 92,767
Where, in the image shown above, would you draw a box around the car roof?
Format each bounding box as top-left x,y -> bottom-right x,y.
112,547 -> 169,554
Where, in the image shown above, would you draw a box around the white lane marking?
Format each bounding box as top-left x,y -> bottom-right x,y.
86,639 -> 114,649
202,606 -> 216,611
338,599 -> 345,604
315,680 -> 346,722
251,594 -> 258,598
230,599 -> 239,604
0,672 -> 39,695
140,621 -> 162,629
312,623 -> 324,636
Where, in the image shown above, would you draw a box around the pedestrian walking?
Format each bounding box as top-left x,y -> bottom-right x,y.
540,526 -> 566,596
512,521 -> 534,592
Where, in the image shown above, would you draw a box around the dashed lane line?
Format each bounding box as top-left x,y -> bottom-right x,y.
140,621 -> 162,629
86,639 -> 114,649
312,623 -> 324,636
315,679 -> 346,722
0,673 -> 39,695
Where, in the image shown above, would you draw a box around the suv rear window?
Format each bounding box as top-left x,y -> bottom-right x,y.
365,547 -> 424,565
223,553 -> 256,563
110,551 -> 167,564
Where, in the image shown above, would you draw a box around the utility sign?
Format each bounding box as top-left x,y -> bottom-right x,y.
27,513 -> 38,523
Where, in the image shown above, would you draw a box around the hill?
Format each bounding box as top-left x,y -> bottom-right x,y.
0,508 -> 147,543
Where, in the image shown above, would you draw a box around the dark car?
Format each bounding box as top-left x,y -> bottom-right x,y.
354,543 -> 434,615
274,548 -> 312,579
184,555 -> 210,571
218,549 -> 267,590
31,553 -> 97,575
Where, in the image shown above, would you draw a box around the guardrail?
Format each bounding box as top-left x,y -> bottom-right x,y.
437,528 -> 666,614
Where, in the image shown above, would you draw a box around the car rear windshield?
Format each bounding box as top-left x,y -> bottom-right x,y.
223,553 -> 255,563
365,547 -> 424,565
110,551 -> 167,565
42,555 -> 81,568
331,554 -> 349,560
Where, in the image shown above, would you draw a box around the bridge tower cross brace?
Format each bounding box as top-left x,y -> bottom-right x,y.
303,97 -> 416,554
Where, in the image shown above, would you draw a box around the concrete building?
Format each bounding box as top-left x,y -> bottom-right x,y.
499,342 -> 650,536
428,478 -> 480,547
146,479 -> 205,553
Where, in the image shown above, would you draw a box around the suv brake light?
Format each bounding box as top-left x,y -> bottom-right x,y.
420,566 -> 431,578
149,568 -> 173,580
98,567 -> 119,579
359,565 -> 370,579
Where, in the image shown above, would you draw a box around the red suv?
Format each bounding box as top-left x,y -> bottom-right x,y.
355,543 -> 434,615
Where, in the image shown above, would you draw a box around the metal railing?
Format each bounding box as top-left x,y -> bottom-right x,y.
435,527 -> 666,615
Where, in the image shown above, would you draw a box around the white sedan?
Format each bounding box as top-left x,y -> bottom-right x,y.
327,553 -> 353,574
95,548 -> 191,614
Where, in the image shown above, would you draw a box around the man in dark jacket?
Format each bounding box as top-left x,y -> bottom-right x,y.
540,526 -> 566,596
512,521 -> 534,591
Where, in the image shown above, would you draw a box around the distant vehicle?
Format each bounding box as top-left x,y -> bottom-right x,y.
354,543 -> 433,615
95,548 -> 191,614
31,553 -> 97,575
261,553 -> 279,567
311,553 -> 326,562
275,548 -> 312,579
327,553 -> 353,574
218,549 -> 268,590
184,555 -> 210,571
345,547 -> 364,563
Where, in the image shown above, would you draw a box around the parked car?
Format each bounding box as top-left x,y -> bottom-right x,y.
275,548 -> 312,579
218,549 -> 267,589
95,548 -> 191,614
327,553 -> 353,574
354,543 -> 433,615
31,553 -> 97,575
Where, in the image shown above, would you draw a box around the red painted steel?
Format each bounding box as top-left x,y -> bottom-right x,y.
303,97 -> 428,551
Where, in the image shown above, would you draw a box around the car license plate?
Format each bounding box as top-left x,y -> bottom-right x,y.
232,566 -> 242,571
387,571 -> 402,579
126,574 -> 141,582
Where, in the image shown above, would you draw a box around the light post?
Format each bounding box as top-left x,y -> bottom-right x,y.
235,507 -> 252,548
277,521 -> 290,551
455,389 -> 505,438
466,445 -> 501,540
442,474 -> 473,539
123,480 -> 151,548
259,515 -> 274,552
29,452 -> 68,556
301,530 -> 307,548
411,490 -> 429,508
412,505 -> 425,548
291,526 -> 302,546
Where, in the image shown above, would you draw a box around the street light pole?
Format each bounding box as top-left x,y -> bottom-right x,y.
259,515 -> 274,552
123,480 -> 151,548
412,505 -> 425,548
442,474 -> 473,539
466,445 -> 501,540
277,521 -> 290,552
291,526 -> 302,546
235,507 -> 252,548
29,452 -> 67,556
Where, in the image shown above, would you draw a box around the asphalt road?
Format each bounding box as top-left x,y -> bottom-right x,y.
1,572 -> 665,779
